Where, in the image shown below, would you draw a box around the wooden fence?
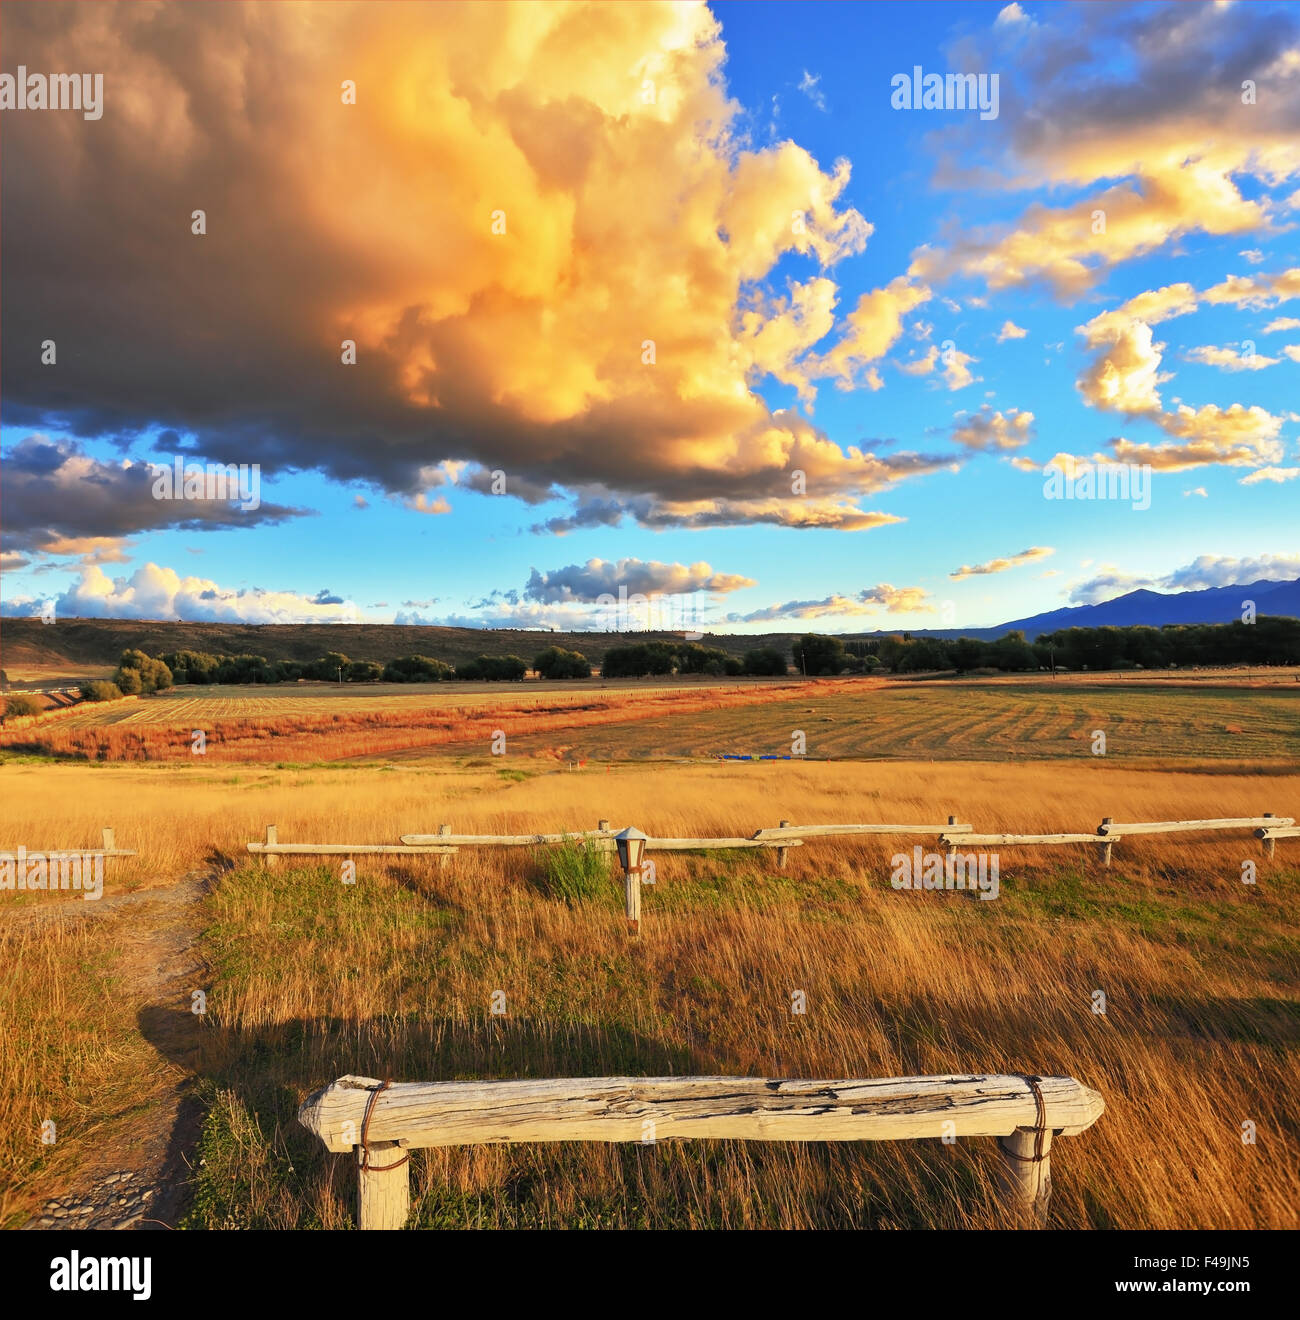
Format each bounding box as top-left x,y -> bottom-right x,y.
298,1071 -> 1106,1229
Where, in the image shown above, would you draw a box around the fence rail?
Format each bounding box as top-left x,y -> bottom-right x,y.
298,1071 -> 1106,1229
249,810 -> 1297,894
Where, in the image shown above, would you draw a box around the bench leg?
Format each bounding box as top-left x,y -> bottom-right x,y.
357,1142 -> 410,1229
996,1126 -> 1053,1227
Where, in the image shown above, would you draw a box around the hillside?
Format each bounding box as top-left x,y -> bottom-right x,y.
0,617 -> 797,682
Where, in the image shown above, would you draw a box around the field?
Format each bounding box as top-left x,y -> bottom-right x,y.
4,674 -> 1298,765
1,674 -> 1297,1232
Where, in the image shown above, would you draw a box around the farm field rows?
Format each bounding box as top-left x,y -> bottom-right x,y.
7,676 -> 1296,764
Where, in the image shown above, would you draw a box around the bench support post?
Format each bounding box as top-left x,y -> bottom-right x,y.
996,1126 -> 1053,1227
357,1142 -> 410,1230
776,820 -> 791,870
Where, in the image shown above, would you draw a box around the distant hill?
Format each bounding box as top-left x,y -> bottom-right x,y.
3,576 -> 1297,679
0,617 -> 791,681
854,576 -> 1300,642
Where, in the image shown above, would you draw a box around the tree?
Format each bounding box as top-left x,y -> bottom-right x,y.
114,648 -> 172,693
742,646 -> 788,676
383,654 -> 452,682
792,634 -> 846,676
534,646 -> 592,679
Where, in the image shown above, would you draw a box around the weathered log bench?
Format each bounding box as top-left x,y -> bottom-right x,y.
298,1072 -> 1105,1229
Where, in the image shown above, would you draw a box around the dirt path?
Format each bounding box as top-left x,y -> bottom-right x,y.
16,873 -> 210,1231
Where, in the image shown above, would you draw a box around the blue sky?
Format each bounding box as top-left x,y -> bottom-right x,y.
2,0 -> 1298,633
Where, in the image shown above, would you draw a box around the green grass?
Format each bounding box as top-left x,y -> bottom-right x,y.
532,838 -> 614,904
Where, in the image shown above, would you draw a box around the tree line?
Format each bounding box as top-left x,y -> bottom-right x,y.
67,617 -> 1300,701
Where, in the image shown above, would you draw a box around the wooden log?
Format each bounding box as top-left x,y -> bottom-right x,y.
777,820 -> 791,870
945,833 -> 1112,846
1096,816 -> 1293,836
438,823 -> 451,872
751,822 -> 973,840
641,839 -> 797,850
247,842 -> 458,856
357,1141 -> 409,1231
945,816 -> 958,860
298,1073 -> 1104,1153
1098,818 -> 1114,868
997,1126 -> 1054,1227
1256,826 -> 1300,839
102,827 -> 115,853
264,824 -> 277,870
400,830 -> 616,846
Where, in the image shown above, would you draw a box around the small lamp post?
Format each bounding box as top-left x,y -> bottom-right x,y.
615,827 -> 647,935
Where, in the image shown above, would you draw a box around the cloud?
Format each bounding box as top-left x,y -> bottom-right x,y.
950,546 -> 1054,579
1183,487 -> 1208,498
523,558 -> 755,603
0,436 -> 309,556
1164,553 -> 1300,589
729,582 -> 933,623
1075,286 -> 1286,470
1203,267 -> 1300,310
950,406 -> 1035,451
0,1 -> 921,532
1184,344 -> 1280,371
940,345 -> 979,391
994,3 -> 1034,28
996,320 -> 1028,342
811,277 -> 933,391
797,70 -> 827,112
1239,249 -> 1267,265
1262,317 -> 1300,333
17,562 -> 364,623
912,6 -> 1300,297
897,345 -> 939,376
1068,550 -> 1300,604
1239,466 -> 1300,485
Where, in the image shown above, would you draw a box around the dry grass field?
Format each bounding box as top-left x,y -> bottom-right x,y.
1,735 -> 1297,1230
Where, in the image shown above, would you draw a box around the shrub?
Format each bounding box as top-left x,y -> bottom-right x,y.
457,654 -> 527,681
115,648 -> 173,693
534,646 -> 591,679
4,693 -> 42,718
743,646 -> 788,676
79,681 -> 124,703
346,660 -> 383,682
382,654 -> 452,682
792,634 -> 846,676
534,838 -> 610,904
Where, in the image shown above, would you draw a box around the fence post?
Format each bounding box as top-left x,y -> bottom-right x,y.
777,820 -> 791,870
945,817 -> 957,860
625,868 -> 641,935
438,823 -> 451,871
996,1126 -> 1053,1227
1098,818 -> 1114,868
1262,813 -> 1275,860
102,827 -> 115,853
264,824 -> 278,870
357,1143 -> 410,1230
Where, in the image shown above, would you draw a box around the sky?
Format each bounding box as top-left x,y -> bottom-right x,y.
1,0 -> 1298,635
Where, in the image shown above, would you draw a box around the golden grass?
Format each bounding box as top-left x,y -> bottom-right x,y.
1,757 -> 1296,1229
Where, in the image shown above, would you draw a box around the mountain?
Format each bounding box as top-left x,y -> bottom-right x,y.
853,576 -> 1300,642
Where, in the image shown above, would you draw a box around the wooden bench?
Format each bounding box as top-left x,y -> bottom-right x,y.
298,1072 -> 1105,1229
